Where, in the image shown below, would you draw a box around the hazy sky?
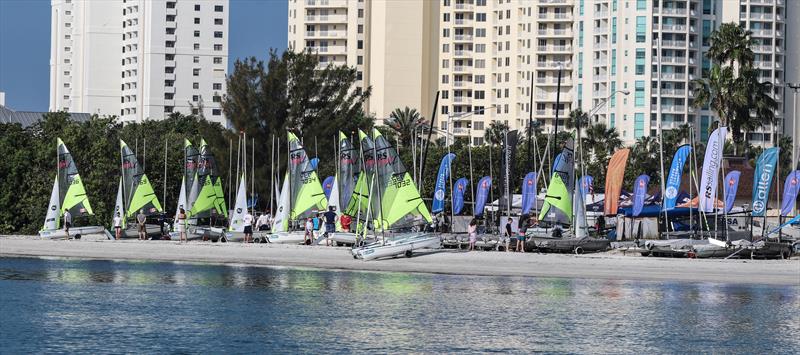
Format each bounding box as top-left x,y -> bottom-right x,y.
0,0 -> 288,111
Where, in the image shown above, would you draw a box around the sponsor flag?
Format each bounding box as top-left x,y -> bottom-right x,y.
751,147 -> 779,217
579,175 -> 593,200
780,170 -> 800,216
604,149 -> 630,215
632,174 -> 650,217
432,153 -> 456,214
498,130 -> 519,212
521,172 -> 538,215
723,171 -> 741,213
453,178 -> 469,215
664,144 -> 691,209
474,176 -> 492,216
322,176 -> 335,200
699,126 -> 727,212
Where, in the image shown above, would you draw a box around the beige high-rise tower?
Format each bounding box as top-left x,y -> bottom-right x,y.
288,0 -> 440,122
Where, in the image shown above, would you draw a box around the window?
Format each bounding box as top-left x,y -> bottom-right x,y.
635,81 -> 645,106
164,106 -> 174,113
358,9 -> 364,18
65,22 -> 71,28
168,2 -> 176,9
214,44 -> 223,51
636,0 -> 646,10
634,113 -> 645,138
213,83 -> 222,90
165,67 -> 175,73
212,109 -> 221,116
441,75 -> 449,84
215,18 -> 223,25
214,31 -> 223,38
477,0 -> 486,5
702,20 -> 713,46
356,71 -> 363,81
612,18 -> 617,44
194,43 -> 200,50
611,49 -> 617,75
194,30 -> 200,37
357,40 -> 363,49
442,106 -> 449,115
612,0 -> 617,11
215,5 -> 224,12
213,57 -> 222,64
474,106 -> 484,115
358,24 -> 363,34
475,75 -> 485,84
63,71 -> 70,76
703,0 -> 713,15
165,41 -> 175,48
442,59 -> 449,68
166,15 -> 176,22
164,80 -> 174,87
577,84 -> 583,107
476,28 -> 486,37
610,113 -> 615,128
193,82 -> 200,89
475,90 -> 485,99
193,68 -> 200,76
193,56 -> 200,63
577,53 -> 583,78
635,49 -> 645,75
475,44 -> 484,53
579,22 -> 584,47
213,95 -> 221,103
441,91 -> 449,99
194,4 -> 200,11
476,13 -> 486,22
636,16 -> 646,43
192,95 -> 199,102
194,17 -> 200,24
610,81 -> 616,107
357,56 -> 363,65
579,0 -> 584,15
64,46 -> 71,52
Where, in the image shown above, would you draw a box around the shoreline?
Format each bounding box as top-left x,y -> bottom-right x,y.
1,237 -> 798,286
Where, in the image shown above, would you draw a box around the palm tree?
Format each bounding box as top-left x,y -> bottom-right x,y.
692,23 -> 777,151
484,121 -> 509,146
582,123 -> 622,188
385,107 -> 427,148
565,109 -> 589,130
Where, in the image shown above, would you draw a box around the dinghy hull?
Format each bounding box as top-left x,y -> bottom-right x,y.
352,233 -> 441,261
39,226 -> 110,240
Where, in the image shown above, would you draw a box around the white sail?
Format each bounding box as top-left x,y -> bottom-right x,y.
174,176 -> 187,230
328,176 -> 340,212
229,174 -> 248,232
271,176 -> 291,233
187,173 -> 199,212
113,177 -> 126,229
42,176 -> 60,231
574,178 -> 587,238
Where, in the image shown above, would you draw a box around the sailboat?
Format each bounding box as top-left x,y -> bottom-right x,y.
185,138 -> 228,241
530,135 -> 610,253
39,138 -> 108,239
328,131 -> 362,245
268,132 -> 328,244
117,139 -> 163,238
173,139 -> 200,232
352,129 -> 439,260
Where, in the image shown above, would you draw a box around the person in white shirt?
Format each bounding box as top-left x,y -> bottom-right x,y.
112,212 -> 122,240
63,210 -> 72,240
256,212 -> 271,232
243,211 -> 254,243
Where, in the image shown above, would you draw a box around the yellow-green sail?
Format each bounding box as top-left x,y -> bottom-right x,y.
57,137 -> 94,216
189,176 -> 216,217
287,132 -> 327,218
213,177 -> 228,218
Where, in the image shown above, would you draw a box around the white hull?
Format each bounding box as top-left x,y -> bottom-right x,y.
265,231 -> 308,244
352,233 -> 441,261
329,232 -> 359,245
39,226 -> 110,240
119,224 -> 163,239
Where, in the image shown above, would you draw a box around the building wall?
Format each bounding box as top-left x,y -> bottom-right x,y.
50,0 -> 229,125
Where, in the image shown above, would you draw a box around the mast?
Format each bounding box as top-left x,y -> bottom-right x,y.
163,137 -> 168,211
468,136 -> 476,220
659,132 -> 669,238
689,126 -> 694,233
373,134 -> 386,244
228,138 -> 233,206
270,134 -> 275,215
488,141 -> 495,229
420,91 -> 440,198
252,136 -> 255,215
287,134 -> 292,230
143,138 -> 147,172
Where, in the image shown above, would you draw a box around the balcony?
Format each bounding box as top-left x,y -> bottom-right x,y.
750,12 -> 774,20
454,34 -> 474,41
596,11 -> 609,18
305,0 -> 348,8
655,39 -> 688,47
454,3 -> 474,11
454,18 -> 473,25
452,127 -> 471,135
453,65 -> 469,72
593,58 -> 607,66
661,24 -> 687,32
660,88 -> 686,96
595,26 -> 609,34
454,49 -> 472,57
660,7 -> 688,15
453,81 -> 467,87
660,105 -> 686,113
658,72 -> 687,80
304,14 -> 348,23
660,56 -> 687,64
453,96 -> 473,104
539,0 -> 568,4
751,29 -> 774,37
314,31 -> 347,39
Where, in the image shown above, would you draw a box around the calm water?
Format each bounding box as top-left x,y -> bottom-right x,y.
0,257 -> 798,354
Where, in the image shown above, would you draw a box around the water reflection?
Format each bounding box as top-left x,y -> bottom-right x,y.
0,257 -> 798,354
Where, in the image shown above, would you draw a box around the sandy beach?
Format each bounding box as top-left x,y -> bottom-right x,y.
1,236 -> 798,286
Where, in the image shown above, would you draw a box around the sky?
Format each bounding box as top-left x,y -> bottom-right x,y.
0,0 -> 288,111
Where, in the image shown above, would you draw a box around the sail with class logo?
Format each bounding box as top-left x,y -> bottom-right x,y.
724,170 -> 741,214
632,174 -> 650,217
539,136 -> 574,223
474,176 -> 492,216
521,172 -> 538,215
42,138 -> 95,231
452,178 -> 469,215
120,139 -> 162,218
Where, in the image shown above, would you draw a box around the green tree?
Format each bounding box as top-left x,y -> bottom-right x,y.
692,23 -> 777,148
483,121 -> 509,146
385,107 -> 426,148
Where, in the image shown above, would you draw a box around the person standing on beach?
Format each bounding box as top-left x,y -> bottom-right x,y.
243,210 -> 254,243
312,213 -> 321,241
304,218 -> 314,245
256,212 -> 270,232
113,212 -> 122,240
63,210 -> 72,240
516,217 -> 528,253
467,219 -> 478,251
340,214 -> 352,233
176,208 -> 187,243
136,209 -> 147,240
503,218 -> 513,252
323,206 -> 338,246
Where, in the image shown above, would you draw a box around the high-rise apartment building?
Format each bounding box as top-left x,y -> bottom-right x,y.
289,0 -> 794,146
288,0 -> 440,121
575,0 -> 790,146
50,0 -> 229,125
